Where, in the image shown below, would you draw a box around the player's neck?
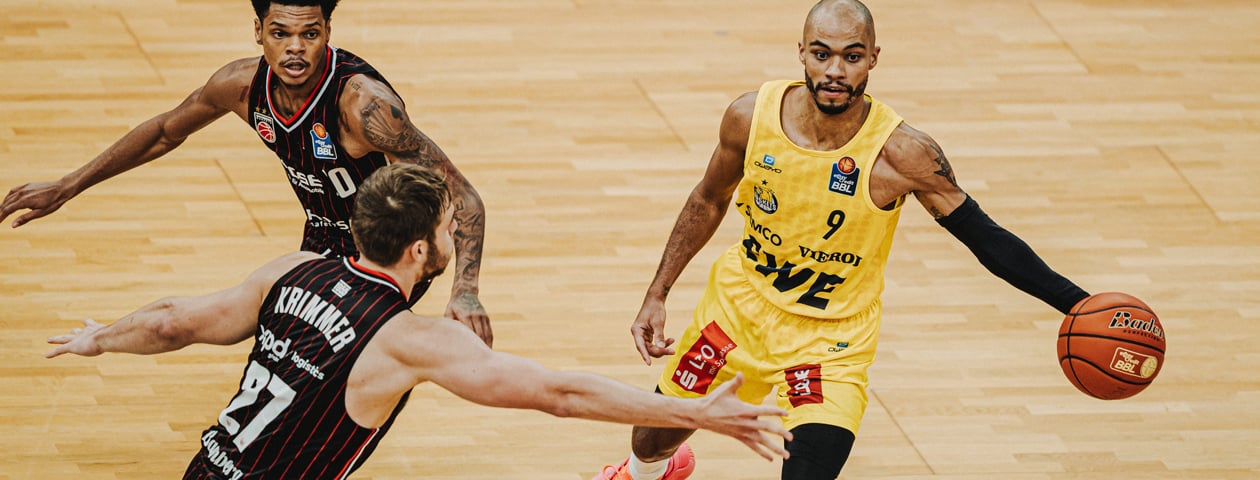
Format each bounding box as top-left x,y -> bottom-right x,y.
269,55 -> 329,117
353,256 -> 416,302
786,92 -> 871,151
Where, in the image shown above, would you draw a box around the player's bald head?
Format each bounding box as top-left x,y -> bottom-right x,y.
805,0 -> 875,45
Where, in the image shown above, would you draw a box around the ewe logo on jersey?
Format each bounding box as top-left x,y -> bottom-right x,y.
254,112 -> 276,143
310,123 -> 337,160
828,156 -> 859,196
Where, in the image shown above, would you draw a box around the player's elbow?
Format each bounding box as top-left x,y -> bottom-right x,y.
150,298 -> 194,347
527,374 -> 589,419
541,386 -> 584,419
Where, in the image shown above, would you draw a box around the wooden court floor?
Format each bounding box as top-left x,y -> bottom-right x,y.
2,0 -> 1258,478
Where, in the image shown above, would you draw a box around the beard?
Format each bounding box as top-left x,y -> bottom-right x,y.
418,268 -> 444,287
804,70 -> 867,115
419,240 -> 450,284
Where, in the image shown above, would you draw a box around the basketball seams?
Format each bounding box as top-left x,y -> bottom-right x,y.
1056,332 -> 1166,355
1070,305 -> 1155,316
1062,356 -> 1153,386
1062,357 -> 1094,398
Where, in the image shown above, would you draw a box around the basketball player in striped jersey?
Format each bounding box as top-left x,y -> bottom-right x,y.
593,1 -> 1092,479
46,163 -> 794,479
0,0 -> 493,345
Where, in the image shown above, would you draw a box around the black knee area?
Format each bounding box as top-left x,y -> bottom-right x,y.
781,423 -> 855,480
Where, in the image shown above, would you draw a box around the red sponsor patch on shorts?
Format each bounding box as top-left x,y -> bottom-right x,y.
671,322 -> 737,394
785,364 -> 823,407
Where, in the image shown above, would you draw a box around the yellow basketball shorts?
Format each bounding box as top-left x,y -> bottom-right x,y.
656,249 -> 883,433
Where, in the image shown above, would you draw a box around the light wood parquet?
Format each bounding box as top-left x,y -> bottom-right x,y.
2,1 -> 1257,478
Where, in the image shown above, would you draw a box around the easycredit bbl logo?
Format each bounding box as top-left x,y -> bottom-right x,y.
828,156 -> 859,196
1110,347 -> 1159,379
310,123 -> 337,160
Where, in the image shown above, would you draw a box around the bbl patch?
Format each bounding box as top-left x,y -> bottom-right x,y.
753,184 -> 779,214
310,122 -> 337,160
1110,347 -> 1159,379
785,364 -> 824,407
672,321 -> 738,394
253,112 -> 276,144
828,156 -> 859,196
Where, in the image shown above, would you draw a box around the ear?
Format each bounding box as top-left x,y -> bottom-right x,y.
798,41 -> 807,65
410,239 -> 429,265
869,45 -> 881,69
254,18 -> 263,45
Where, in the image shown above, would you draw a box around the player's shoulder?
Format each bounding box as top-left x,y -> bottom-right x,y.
195,56 -> 263,108
247,251 -> 325,288
718,90 -> 759,143
372,311 -> 486,366
338,73 -> 403,114
207,56 -> 263,87
881,121 -> 943,171
726,90 -> 759,119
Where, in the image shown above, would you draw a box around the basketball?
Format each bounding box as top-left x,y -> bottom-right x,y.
1057,292 -> 1166,400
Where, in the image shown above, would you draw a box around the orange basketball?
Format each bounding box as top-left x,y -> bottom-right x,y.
1057,292 -> 1166,400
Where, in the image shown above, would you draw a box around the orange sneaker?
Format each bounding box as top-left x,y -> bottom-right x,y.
590,444 -> 695,480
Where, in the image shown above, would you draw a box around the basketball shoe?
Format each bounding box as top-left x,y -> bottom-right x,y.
590,444 -> 695,480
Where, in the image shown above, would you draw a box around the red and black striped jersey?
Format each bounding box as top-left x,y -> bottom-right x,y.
246,47 -> 395,258
184,257 -> 411,480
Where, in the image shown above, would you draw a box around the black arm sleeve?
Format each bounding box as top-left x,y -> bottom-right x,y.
935,196 -> 1089,314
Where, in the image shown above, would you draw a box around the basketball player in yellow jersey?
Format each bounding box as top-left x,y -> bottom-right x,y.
592,1 -> 1093,479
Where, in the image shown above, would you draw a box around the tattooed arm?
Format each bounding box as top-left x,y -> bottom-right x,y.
871,122 -> 968,218
877,122 -> 1088,313
340,75 -> 491,346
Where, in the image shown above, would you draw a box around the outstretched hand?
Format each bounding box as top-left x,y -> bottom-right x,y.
698,373 -> 792,461
445,292 -> 492,347
1,180 -> 72,228
632,298 -> 676,365
46,318 -> 107,358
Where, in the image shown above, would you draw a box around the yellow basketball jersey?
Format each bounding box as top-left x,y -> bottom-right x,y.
732,79 -> 904,318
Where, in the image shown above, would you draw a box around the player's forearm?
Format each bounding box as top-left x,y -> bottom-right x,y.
536,371 -> 701,429
450,178 -> 485,295
63,118 -> 184,195
646,191 -> 729,300
91,298 -> 198,355
936,196 -> 1089,314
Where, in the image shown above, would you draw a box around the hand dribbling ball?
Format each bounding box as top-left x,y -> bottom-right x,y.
1057,292 -> 1166,400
